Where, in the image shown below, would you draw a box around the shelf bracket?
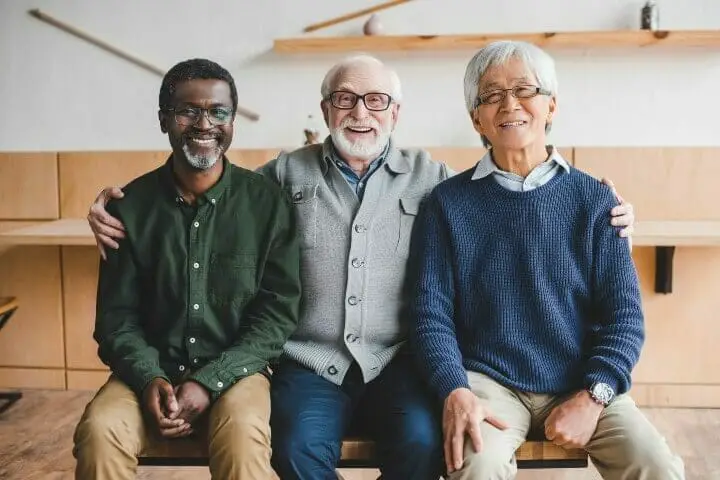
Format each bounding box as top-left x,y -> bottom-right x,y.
654,246 -> 676,294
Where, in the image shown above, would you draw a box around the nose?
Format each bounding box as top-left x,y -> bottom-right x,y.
195,110 -> 213,130
500,90 -> 521,112
350,98 -> 370,118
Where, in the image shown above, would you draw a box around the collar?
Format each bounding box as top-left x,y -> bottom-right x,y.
161,154 -> 232,207
471,145 -> 570,180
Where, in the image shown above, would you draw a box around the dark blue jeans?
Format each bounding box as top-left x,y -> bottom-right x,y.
270,353 -> 443,480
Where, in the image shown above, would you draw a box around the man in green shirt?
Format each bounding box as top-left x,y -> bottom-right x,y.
72,59 -> 301,480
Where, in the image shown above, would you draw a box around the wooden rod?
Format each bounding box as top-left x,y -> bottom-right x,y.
303,0 -> 411,33
27,8 -> 260,121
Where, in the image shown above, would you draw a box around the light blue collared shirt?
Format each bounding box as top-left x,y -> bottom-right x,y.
471,146 -> 570,192
331,141 -> 390,201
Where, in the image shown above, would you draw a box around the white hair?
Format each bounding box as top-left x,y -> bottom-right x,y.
321,54 -> 403,103
463,40 -> 558,114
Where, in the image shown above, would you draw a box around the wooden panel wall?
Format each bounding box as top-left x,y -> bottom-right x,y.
574,147 -> 720,221
0,153 -> 59,219
58,149 -> 283,218
1,148 -> 719,407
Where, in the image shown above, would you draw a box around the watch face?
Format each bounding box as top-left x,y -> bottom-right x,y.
593,383 -> 614,404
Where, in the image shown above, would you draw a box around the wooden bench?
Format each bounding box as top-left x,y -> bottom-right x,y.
137,437 -> 588,471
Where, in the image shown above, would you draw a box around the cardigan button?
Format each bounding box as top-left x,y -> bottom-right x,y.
327,366 -> 338,375
347,296 -> 359,306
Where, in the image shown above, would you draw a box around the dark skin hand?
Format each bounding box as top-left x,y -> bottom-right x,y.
143,377 -> 192,438
173,380 -> 212,426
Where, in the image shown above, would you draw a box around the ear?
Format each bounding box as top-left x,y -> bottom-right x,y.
547,95 -> 557,123
390,103 -> 401,130
158,110 -> 168,133
470,108 -> 485,137
320,100 -> 330,127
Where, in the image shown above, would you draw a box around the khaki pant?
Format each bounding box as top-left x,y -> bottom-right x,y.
449,371 -> 685,480
73,374 -> 278,480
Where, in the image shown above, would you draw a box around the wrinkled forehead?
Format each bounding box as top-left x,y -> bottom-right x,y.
332,64 -> 393,96
479,57 -> 536,90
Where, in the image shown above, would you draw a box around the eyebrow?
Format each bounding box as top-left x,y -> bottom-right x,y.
481,76 -> 532,90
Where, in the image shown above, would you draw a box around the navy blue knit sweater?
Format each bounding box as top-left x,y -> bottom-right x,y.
410,167 -> 644,401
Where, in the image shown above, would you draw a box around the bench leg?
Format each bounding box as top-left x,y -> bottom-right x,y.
0,391 -> 22,415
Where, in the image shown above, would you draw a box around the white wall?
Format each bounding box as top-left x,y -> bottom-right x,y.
1,0 -> 719,151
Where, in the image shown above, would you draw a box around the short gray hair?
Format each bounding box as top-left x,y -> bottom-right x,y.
463,41 -> 558,147
320,54 -> 403,103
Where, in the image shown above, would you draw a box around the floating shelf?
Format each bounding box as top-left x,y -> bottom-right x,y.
273,29 -> 720,54
634,221 -> 720,295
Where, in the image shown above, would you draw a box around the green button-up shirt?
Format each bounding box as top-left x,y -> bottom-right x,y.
94,156 -> 301,400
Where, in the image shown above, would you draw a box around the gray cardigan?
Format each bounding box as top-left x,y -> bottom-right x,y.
257,137 -> 453,385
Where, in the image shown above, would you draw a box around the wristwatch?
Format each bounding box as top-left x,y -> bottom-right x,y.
588,382 -> 615,406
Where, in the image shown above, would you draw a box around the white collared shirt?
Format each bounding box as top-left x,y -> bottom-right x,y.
471,146 -> 570,192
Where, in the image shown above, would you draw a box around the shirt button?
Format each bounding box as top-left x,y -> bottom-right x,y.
189,337 -> 196,344
351,258 -> 364,268
178,365 -> 185,372
193,304 -> 200,310
193,262 -> 200,269
346,333 -> 358,343
327,365 -> 338,375
354,224 -> 366,233
193,358 -> 199,364
210,198 -> 216,204
242,368 -> 248,373
217,381 -> 224,388
193,221 -> 200,228
348,296 -> 359,306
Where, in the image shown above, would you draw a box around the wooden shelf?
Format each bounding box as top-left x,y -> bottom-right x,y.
634,221 -> 720,294
0,219 -> 94,246
3,218 -> 719,295
273,29 -> 720,54
634,221 -> 720,247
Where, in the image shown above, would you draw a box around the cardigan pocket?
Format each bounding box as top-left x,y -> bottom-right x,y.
287,184 -> 319,250
397,196 -> 421,257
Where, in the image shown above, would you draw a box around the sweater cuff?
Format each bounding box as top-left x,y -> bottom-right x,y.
434,366 -> 471,402
584,369 -> 621,396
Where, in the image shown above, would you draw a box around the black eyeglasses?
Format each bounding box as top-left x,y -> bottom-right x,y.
327,91 -> 393,111
475,85 -> 552,107
166,106 -> 234,126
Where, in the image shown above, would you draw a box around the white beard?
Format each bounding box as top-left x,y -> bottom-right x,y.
182,143 -> 220,170
331,119 -> 392,160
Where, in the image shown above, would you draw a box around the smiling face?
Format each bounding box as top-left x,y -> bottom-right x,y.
471,57 -> 556,152
159,78 -> 234,170
321,62 -> 399,161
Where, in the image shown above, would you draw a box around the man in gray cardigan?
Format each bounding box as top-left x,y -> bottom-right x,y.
87,54 -> 636,479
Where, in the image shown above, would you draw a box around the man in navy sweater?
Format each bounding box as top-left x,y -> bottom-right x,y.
410,41 -> 685,479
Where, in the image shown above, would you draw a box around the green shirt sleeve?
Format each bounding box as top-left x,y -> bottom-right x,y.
94,201 -> 170,397
189,191 -> 301,399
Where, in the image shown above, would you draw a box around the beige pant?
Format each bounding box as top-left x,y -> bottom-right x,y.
449,371 -> 685,480
73,374 -> 278,480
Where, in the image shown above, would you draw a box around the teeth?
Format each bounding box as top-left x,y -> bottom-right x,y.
348,127 -> 372,132
501,121 -> 525,127
190,138 -> 217,145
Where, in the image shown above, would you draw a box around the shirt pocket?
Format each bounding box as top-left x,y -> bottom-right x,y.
286,184 -> 319,250
396,196 -> 422,257
208,252 -> 257,307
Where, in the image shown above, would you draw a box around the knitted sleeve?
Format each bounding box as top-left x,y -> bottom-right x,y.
584,188 -> 645,395
409,190 -> 470,401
